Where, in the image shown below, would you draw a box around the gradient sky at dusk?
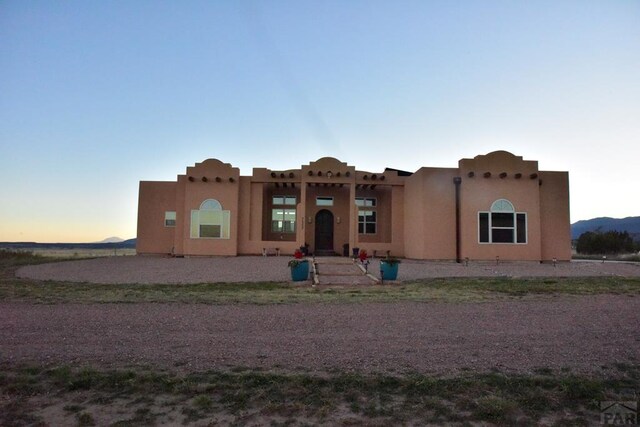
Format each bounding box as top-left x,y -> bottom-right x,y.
1,0 -> 638,242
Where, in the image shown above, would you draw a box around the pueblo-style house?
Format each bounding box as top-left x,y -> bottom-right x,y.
136,151 -> 571,261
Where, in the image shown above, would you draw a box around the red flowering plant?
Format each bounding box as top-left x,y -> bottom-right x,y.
293,249 -> 304,259
358,250 -> 368,263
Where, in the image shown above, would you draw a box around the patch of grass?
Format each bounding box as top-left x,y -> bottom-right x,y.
1,363 -> 639,425
2,276 -> 639,305
471,395 -> 518,422
0,249 -> 64,271
76,411 -> 96,426
192,394 -> 212,410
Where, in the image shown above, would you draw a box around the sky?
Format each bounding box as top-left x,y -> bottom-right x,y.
1,0 -> 639,243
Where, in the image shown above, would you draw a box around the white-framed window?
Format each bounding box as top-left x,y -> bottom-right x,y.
272,196 -> 296,205
358,210 -> 376,234
164,211 -> 176,227
316,196 -> 334,206
356,197 -> 377,234
190,199 -> 230,239
478,199 -> 527,244
271,195 -> 296,233
272,209 -> 296,233
355,197 -> 376,207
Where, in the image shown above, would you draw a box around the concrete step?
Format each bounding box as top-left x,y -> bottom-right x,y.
312,258 -> 379,285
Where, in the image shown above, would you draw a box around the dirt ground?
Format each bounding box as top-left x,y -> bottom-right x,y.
4,257 -> 640,425
2,295 -> 638,375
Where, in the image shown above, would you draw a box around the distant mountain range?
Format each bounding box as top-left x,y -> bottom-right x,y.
571,216 -> 640,241
0,238 -> 137,250
95,236 -> 125,243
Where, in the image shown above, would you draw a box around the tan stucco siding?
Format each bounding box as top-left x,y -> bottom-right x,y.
458,151 -> 542,261
458,176 -> 542,260
137,152 -> 570,261
539,171 -> 571,260
136,181 -> 176,254
422,168 -> 457,260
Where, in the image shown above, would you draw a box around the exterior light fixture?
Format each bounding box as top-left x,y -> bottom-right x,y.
499,172 -> 507,179
201,176 -> 208,182
484,172 -> 491,178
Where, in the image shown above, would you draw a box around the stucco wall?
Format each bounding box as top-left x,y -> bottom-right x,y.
539,171 -> 571,260
177,159 -> 240,256
137,151 -> 570,261
403,170 -> 424,259
136,181 -> 176,254
458,151 -> 542,261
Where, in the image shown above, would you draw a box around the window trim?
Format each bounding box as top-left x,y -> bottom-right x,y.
358,209 -> 377,235
356,197 -> 377,235
316,196 -> 334,206
190,199 -> 230,239
164,211 -> 176,227
355,197 -> 377,207
272,195 -> 297,206
271,208 -> 297,233
478,199 -> 527,244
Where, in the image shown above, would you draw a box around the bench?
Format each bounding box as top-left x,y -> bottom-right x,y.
262,247 -> 280,257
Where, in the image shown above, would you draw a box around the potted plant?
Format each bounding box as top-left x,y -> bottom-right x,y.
380,255 -> 401,280
288,250 -> 309,281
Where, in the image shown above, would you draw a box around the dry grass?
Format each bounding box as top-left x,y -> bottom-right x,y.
2,363 -> 638,426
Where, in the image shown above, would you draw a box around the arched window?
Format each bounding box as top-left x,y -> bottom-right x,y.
490,199 -> 514,212
479,199 -> 527,244
200,199 -> 222,211
191,199 -> 230,239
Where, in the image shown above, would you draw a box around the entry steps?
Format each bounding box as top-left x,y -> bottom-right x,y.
311,257 -> 380,285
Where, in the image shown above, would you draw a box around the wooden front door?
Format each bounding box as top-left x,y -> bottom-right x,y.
314,209 -> 334,252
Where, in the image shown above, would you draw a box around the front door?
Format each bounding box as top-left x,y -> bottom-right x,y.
315,209 -> 334,252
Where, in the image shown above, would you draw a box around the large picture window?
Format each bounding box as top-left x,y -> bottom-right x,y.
356,198 -> 377,234
190,199 -> 230,239
272,209 -> 296,233
272,195 -> 296,233
478,199 -> 526,244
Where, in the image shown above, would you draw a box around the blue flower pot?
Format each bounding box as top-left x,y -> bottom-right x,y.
380,261 -> 399,280
290,260 -> 309,281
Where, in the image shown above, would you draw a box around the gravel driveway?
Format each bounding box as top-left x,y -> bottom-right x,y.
1,295 -> 638,374
16,256 -> 640,284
